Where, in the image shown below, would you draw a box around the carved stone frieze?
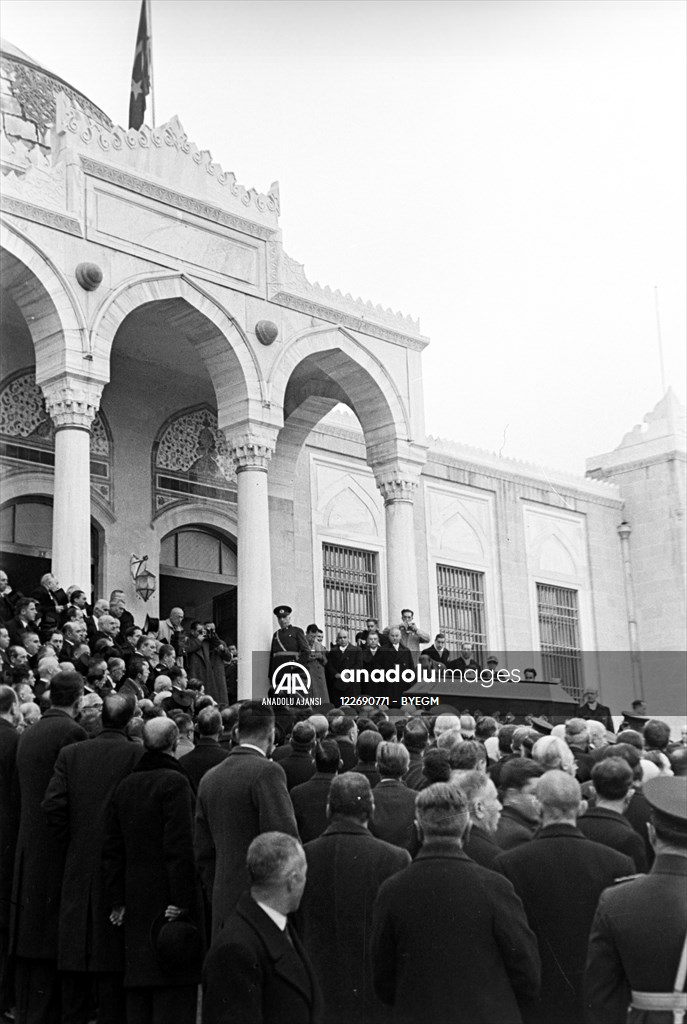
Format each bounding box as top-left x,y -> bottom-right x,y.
0,196 -> 82,236
40,378 -> 103,429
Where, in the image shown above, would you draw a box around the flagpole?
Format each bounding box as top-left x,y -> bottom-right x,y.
147,0 -> 155,127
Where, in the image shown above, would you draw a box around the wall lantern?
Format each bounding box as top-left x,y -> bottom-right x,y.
130,554 -> 157,602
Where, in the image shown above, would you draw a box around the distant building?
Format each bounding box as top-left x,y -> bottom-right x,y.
0,41 -> 684,712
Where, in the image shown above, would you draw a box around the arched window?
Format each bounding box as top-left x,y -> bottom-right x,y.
152,404 -> 236,514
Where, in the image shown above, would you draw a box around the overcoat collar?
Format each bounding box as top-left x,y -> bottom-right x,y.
235,893 -> 315,1004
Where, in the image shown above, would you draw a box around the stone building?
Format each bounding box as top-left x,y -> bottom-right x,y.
1,41 -> 684,709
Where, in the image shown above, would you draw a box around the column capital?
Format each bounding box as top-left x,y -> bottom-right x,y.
373,460 -> 423,505
227,427 -> 279,471
41,376 -> 103,430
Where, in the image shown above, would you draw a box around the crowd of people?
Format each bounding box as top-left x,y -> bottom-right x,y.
0,569 -> 685,1024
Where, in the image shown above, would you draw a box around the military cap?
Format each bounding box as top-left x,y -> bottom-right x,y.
486,655 -> 498,665
530,716 -> 553,736
644,776 -> 687,834
273,605 -> 292,618
620,711 -> 651,730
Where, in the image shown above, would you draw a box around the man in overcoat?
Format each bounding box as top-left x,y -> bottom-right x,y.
11,670 -> 86,1024
42,693 -> 143,1024
195,701 -> 298,937
584,776 -> 687,1024
371,782 -> 540,1024
0,686 -> 20,1019
494,769 -> 635,1024
290,740 -> 341,843
295,773 -> 409,1024
202,833 -> 322,1024
103,717 -> 203,1024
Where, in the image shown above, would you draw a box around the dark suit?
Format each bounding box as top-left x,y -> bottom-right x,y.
496,806 -> 539,850
403,750 -> 425,791
290,774 -> 335,843
624,789 -> 655,868
195,746 -> 299,936
379,645 -> 414,703
360,647 -> 386,699
178,737 -> 229,792
494,824 -> 635,1024
296,821 -> 409,1024
102,751 -> 203,999
350,761 -> 381,789
203,892 -> 322,1024
0,718 -> 19,1013
6,616 -> 34,646
577,806 -> 649,873
326,643 -> 363,703
372,838 -> 540,1024
584,854 -> 687,1024
369,779 -> 419,854
276,748 -> 316,791
11,708 -> 87,1023
31,585 -> 66,634
334,738 -> 357,773
577,701 -> 614,733
0,590 -> 19,624
464,822 -> 502,868
42,728 -> 143,1023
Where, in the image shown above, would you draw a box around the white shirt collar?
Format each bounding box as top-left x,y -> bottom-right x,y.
240,742 -> 266,756
256,900 -> 288,931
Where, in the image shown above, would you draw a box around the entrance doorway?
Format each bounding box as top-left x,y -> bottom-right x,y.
0,497 -> 101,597
159,526 -> 237,643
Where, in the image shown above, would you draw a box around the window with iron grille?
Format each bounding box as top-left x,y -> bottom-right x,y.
322,543 -> 379,644
436,564 -> 487,657
536,583 -> 583,699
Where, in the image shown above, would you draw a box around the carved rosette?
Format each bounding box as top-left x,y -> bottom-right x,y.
376,475 -> 420,505
227,431 -> 278,472
41,378 -> 103,430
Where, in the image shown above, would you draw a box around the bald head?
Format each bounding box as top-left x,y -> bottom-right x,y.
537,769 -> 582,824
143,717 -> 179,754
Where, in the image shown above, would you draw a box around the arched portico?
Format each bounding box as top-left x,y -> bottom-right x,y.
270,326 -> 427,630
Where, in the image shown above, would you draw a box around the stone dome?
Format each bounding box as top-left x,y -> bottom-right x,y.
0,39 -> 112,155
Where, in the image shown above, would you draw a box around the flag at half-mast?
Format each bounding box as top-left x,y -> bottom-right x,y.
129,0 -> 151,129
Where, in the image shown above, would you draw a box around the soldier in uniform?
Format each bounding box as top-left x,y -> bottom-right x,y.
268,606 -> 310,690
584,775 -> 687,1024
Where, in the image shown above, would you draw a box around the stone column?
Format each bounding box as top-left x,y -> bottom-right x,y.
41,377 -> 103,594
228,429 -> 278,700
375,469 -> 421,625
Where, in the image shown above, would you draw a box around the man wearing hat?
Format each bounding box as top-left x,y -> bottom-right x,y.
268,606 -> 310,688
585,776 -> 687,1024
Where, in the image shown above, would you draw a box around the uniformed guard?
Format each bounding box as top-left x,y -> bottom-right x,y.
267,605 -> 310,689
585,775 -> 687,1023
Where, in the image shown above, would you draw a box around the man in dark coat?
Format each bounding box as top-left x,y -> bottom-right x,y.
349,728 -> 383,789
576,690 -> 614,734
275,721 -> 317,791
326,628 -> 364,703
494,770 -> 635,1024
329,715 -> 358,771
0,686 -> 20,1019
11,670 -> 87,1024
372,782 -> 541,1024
401,718 -> 429,790
177,706 -> 229,792
184,622 -> 229,707
290,740 -> 341,842
577,758 -> 648,872
268,606 -> 310,687
296,774 -> 410,1024
495,759 -> 544,850
5,597 -> 40,647
584,776 -> 687,1024
203,833 -> 322,1024
103,717 -> 203,1024
368,742 -> 419,855
455,769 -> 504,869
195,702 -> 299,937
41,693 -> 143,1024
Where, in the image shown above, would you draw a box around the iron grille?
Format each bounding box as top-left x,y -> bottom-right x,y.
436,564 -> 487,657
536,582 -> 583,699
322,543 -> 379,645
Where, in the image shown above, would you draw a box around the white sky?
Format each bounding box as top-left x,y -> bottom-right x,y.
2,0 -> 685,474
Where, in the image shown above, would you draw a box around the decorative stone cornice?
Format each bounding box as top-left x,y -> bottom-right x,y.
227,430 -> 278,472
54,95 -> 280,232
40,377 -> 103,429
267,241 -> 429,350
